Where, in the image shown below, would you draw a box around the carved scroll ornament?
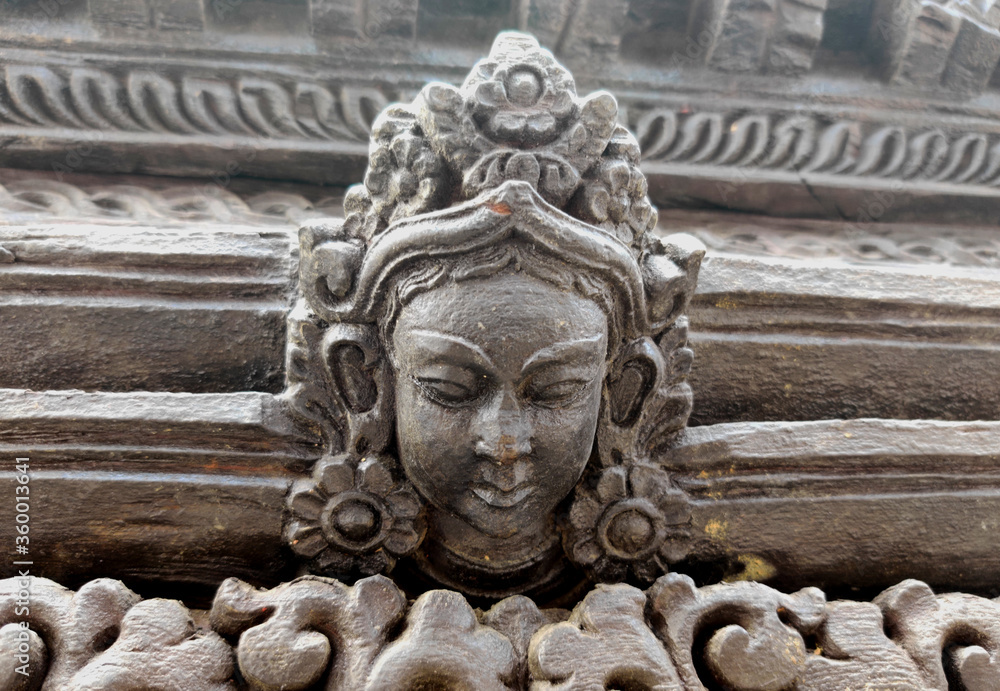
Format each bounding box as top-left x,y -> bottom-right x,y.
2,574 -> 999,690
282,31 -> 705,599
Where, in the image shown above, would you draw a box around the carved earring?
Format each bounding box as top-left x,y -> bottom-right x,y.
563,462 -> 692,584
563,331 -> 695,583
285,451 -> 425,577
283,303 -> 426,577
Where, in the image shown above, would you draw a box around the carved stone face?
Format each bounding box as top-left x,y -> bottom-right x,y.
391,272 -> 608,540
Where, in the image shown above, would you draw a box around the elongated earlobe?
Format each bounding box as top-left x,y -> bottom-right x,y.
283,303 -> 424,579
606,338 -> 660,430
322,323 -> 395,456
598,331 -> 693,467
284,300 -> 395,457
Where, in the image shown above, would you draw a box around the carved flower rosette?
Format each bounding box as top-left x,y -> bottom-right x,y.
565,463 -> 693,584
286,452 -> 425,576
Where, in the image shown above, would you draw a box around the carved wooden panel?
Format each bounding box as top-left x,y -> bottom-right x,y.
2,573 -> 999,689
1,388 -> 997,594
0,16 -> 997,691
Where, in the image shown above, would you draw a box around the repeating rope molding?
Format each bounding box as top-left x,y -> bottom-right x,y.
0,574 -> 997,690
4,62 -> 1000,190
0,179 -> 337,225
0,64 -> 393,141
634,109 -> 1000,186
3,176 -> 999,270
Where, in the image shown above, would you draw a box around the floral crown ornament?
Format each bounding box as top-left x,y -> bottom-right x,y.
284,31 -> 706,588
341,31 -> 654,249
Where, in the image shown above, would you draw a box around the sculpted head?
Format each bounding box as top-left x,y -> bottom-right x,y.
284,32 -> 705,597
391,272 -> 607,539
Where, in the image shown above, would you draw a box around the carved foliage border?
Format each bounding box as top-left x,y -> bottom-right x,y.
2,574 -> 998,690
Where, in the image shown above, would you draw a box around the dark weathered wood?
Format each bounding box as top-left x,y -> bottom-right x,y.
5,196 -> 998,423
669,419 -> 1000,591
4,4 -> 1000,221
0,224 -> 297,393
0,390 -> 319,591
2,571 -> 999,689
687,248 -> 1000,424
0,389 -> 319,470
23,471 -> 291,589
0,389 -> 996,594
0,17 -> 997,688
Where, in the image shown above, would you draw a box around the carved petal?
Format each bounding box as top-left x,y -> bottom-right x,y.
596,466 -> 628,503
383,527 -> 421,556
423,83 -> 463,113
387,489 -> 421,519
629,462 -> 671,499
475,80 -> 506,109
495,114 -> 528,137
317,457 -> 355,495
571,538 -> 603,567
287,484 -> 326,521
527,112 -> 557,136
285,521 -> 327,559
315,548 -> 356,574
568,495 -> 602,531
357,456 -> 394,495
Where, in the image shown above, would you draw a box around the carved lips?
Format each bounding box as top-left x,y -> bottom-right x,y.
472,455 -> 536,509
472,483 -> 535,509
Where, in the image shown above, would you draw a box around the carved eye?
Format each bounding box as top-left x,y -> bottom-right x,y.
524,379 -> 589,406
414,375 -> 482,406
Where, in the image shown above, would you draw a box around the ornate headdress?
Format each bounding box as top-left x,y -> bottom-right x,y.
286,32 -> 705,586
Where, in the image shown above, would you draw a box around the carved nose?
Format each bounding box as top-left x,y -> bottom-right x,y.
475,433 -> 532,465
474,395 -> 532,465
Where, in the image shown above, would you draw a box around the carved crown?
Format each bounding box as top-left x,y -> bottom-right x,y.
299,32 -> 704,342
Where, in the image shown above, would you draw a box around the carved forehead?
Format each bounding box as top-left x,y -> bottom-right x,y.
391,273 -> 608,368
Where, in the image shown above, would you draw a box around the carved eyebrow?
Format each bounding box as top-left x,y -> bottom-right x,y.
405,330 -> 496,370
522,335 -> 606,374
